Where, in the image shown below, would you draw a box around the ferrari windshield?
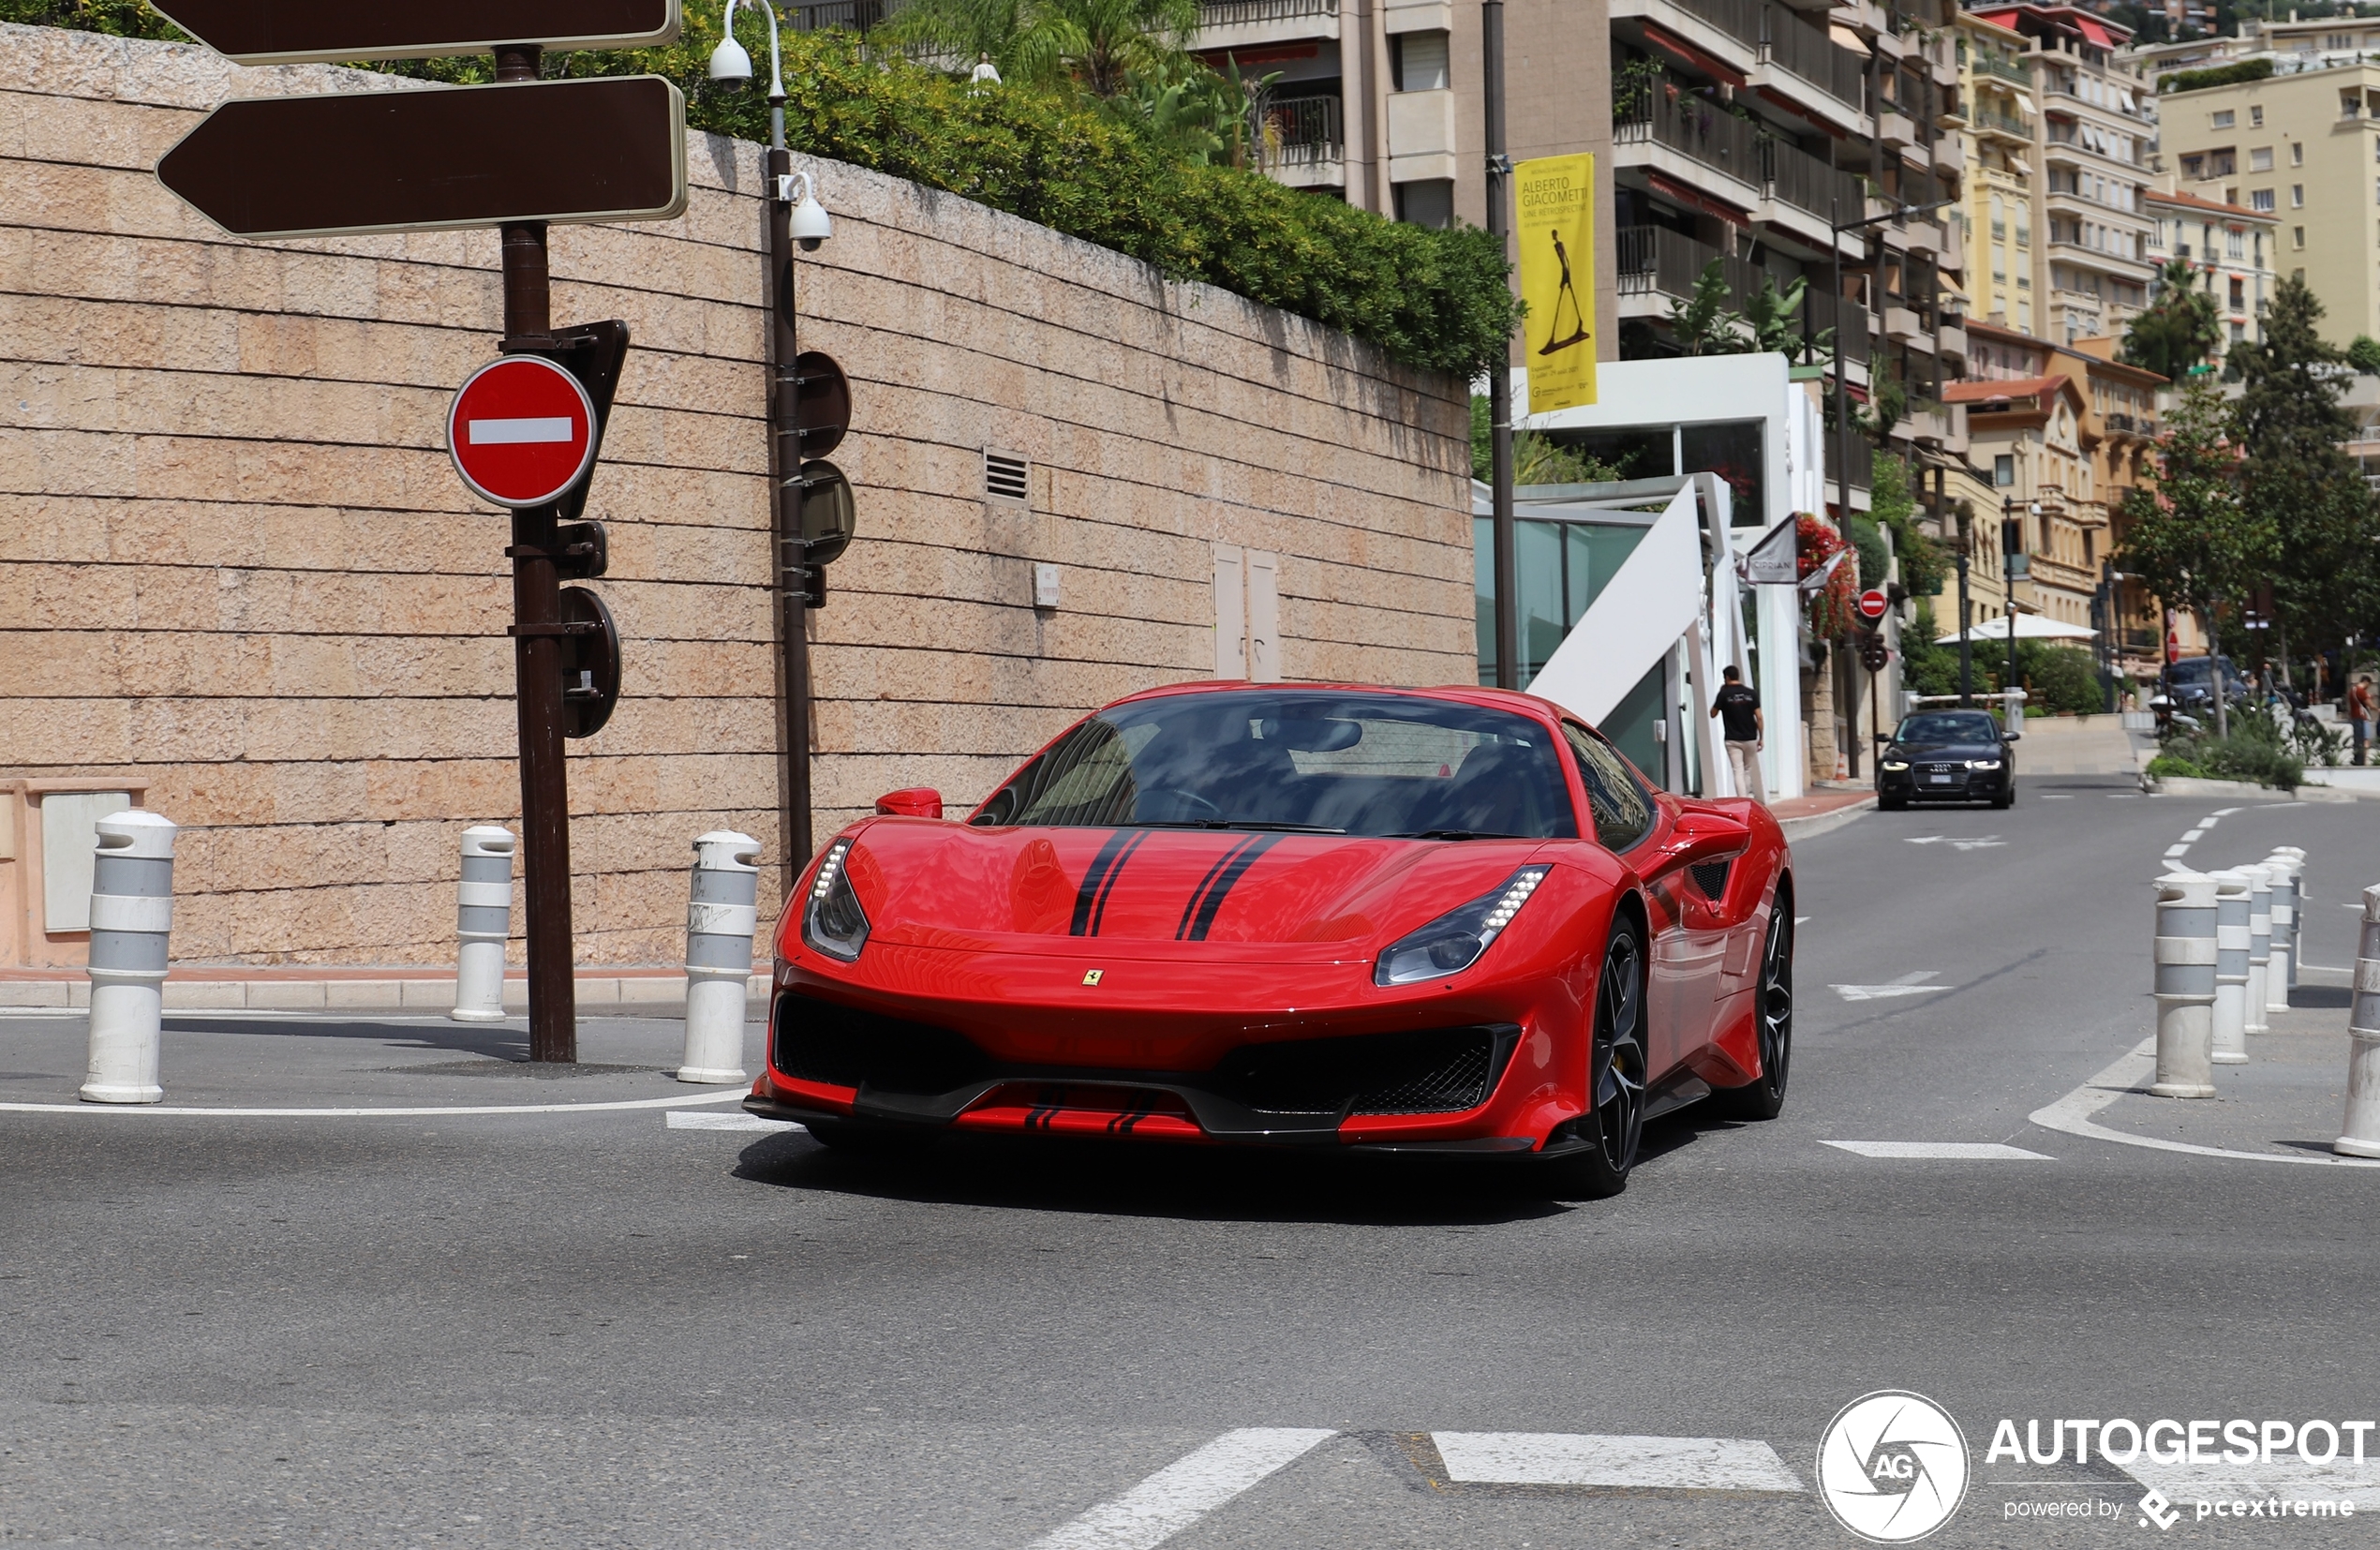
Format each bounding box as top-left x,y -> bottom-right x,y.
971,691 -> 1580,840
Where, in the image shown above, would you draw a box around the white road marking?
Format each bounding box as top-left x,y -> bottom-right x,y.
1905,834 -> 2005,851
1832,971 -> 1945,1002
2108,794 -> 2139,798
2029,1039 -> 2380,1168
1794,916 -> 1812,924
1431,1432 -> 1804,1492
666,1110 -> 798,1132
1822,1140 -> 2053,1160
2122,1455 -> 2379,1498
1030,1429 -> 1336,1550
468,415 -> 573,444
2163,844 -> 2192,858
2298,961 -> 2354,974
2042,794 -> 2075,799
2181,829 -> 2205,842
0,1090 -> 747,1119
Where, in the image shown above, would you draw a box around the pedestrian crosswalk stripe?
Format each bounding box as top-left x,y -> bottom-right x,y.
1822,1140 -> 2052,1159
1030,1428 -> 1335,1550
1431,1432 -> 1804,1492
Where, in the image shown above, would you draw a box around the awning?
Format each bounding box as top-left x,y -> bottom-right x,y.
1647,170 -> 1749,226
1935,615 -> 2101,644
2075,16 -> 2115,48
1643,22 -> 1748,87
2011,90 -> 2034,115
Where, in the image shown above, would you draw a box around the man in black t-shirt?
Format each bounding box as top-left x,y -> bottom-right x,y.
1709,665 -> 1765,804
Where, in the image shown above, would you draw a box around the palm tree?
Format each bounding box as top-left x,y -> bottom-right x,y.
880,0 -> 1198,97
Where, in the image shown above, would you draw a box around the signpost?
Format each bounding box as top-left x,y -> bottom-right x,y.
146,0 -> 680,64
156,13 -> 687,1065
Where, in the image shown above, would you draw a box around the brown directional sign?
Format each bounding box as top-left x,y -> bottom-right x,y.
157,78 -> 687,241
147,0 -> 680,65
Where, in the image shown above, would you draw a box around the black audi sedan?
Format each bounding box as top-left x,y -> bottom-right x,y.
1876,709 -> 2016,810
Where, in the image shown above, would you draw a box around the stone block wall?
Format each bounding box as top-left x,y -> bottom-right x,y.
0,23 -> 1474,967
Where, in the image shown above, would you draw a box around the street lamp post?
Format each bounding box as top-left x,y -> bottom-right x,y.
1483,0 -> 1518,690
1956,502 -> 1973,708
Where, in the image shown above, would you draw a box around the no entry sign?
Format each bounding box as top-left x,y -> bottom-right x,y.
448,356 -> 596,509
1856,588 -> 1891,625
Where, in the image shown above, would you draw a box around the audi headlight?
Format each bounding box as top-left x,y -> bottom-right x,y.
1376,867 -> 1549,987
1882,759 -> 1910,772
803,838 -> 870,961
1968,758 -> 2002,770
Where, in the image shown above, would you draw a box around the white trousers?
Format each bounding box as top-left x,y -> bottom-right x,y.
1725,739 -> 1766,805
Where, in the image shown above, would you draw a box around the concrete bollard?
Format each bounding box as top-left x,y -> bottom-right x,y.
678,830 -> 762,1085
2264,851 -> 2298,1013
2333,885 -> 2380,1157
80,811 -> 177,1105
2276,845 -> 2306,990
2243,863 -> 2273,1038
2209,869 -> 2252,1066
2150,871 -> 2220,1098
449,826 -> 516,1023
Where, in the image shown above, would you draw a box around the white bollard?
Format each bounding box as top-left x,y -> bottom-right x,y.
2333,885 -> 2380,1156
2264,850 -> 2298,1013
2277,845 -> 2306,990
678,830 -> 762,1084
81,811 -> 176,1105
2243,863 -> 2273,1038
2209,870 -> 2251,1066
449,826 -> 516,1023
2150,872 -> 2220,1098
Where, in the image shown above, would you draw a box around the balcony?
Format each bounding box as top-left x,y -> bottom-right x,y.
1804,288 -> 1872,362
1883,304 -> 1926,343
1754,4 -> 1870,127
1616,224 -> 1765,317
1195,0 -> 1339,48
1933,134 -> 1964,173
1972,53 -> 2032,86
1878,109 -> 1917,149
1257,95 -> 1344,187
1938,320 -> 1968,359
1387,87 -> 1457,181
1972,106 -> 2030,141
1614,90 -> 1772,210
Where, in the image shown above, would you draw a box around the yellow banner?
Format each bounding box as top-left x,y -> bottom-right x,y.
1514,153 -> 1597,414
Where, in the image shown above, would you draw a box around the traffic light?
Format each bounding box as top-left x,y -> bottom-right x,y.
1859,633 -> 1890,673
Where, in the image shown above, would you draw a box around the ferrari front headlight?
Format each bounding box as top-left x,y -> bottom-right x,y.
1376,866 -> 1549,987
803,838 -> 870,961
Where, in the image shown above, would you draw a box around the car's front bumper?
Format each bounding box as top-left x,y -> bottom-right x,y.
1879,764 -> 2008,801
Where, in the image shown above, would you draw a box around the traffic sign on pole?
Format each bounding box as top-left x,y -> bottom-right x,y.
448,356 -> 597,510
1856,588 -> 1890,625
147,0 -> 680,64
157,77 -> 687,242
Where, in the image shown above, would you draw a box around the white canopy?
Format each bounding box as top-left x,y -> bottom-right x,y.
1935,614 -> 2099,645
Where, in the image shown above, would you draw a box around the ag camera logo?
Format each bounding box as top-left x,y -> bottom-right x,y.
1816,1391 -> 1971,1543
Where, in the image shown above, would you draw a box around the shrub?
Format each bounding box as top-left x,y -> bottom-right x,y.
2160,58 -> 2274,93
2019,644 -> 2105,717
2158,722 -> 2304,789
2147,752 -> 2209,780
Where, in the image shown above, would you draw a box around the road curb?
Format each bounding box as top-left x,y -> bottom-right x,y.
1778,796 -> 1876,843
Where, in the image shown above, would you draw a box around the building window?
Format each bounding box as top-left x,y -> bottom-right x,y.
2295,225 -> 2307,247
2231,320 -> 2247,342
2293,184 -> 2305,207
1392,178 -> 1454,228
2252,105 -> 2265,127
2251,188 -> 2275,213
1391,31 -> 1450,91
2181,154 -> 2204,180
2230,276 -> 2245,308
1995,455 -> 2016,486
2293,142 -> 2305,165
2212,110 -> 2236,128
2251,146 -> 2274,171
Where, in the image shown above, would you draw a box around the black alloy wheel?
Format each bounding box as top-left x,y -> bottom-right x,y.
1714,894 -> 1792,1120
1543,917 -> 1648,1198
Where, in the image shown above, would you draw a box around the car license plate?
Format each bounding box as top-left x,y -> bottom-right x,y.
1927,774 -> 1953,784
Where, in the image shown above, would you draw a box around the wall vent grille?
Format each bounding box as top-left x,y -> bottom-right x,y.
985,450 -> 1031,506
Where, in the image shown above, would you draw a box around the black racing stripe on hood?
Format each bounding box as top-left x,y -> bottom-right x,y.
1183,834 -> 1280,943
1176,835 -> 1257,941
1070,830 -> 1137,936
1085,829 -> 1151,936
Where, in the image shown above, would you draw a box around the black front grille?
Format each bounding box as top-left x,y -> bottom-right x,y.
1212,1026 -> 1516,1116
1689,859 -> 1733,899
773,993 -> 991,1094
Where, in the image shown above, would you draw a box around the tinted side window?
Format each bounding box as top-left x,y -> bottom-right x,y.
1562,723 -> 1655,853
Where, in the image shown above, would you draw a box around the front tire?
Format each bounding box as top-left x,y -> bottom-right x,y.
1991,783 -> 2015,810
1541,916 -> 1648,1199
1711,894 -> 1792,1121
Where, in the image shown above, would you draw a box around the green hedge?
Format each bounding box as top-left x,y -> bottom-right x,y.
2159,58 -> 2273,94
5,5 -> 1518,378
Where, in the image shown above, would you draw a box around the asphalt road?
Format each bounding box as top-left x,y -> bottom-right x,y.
5,777 -> 2377,1548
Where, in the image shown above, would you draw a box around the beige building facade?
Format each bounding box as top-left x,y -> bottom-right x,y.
2158,61 -> 2380,349
0,24 -> 1477,971
2142,187 -> 2280,361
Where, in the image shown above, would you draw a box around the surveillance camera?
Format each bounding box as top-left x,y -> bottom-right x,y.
787,172 -> 833,250
798,235 -> 825,253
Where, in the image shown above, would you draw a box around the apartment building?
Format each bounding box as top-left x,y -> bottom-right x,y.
2156,61 -> 2380,347
1957,7 -> 2040,335
2142,187 -> 2279,357
1190,0 -> 1618,361
1970,5 -> 2157,346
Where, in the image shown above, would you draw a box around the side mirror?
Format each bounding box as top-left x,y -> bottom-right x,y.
1662,811 -> 1752,866
873,787 -> 945,819
2002,729 -> 2022,742
1873,730 -> 1893,745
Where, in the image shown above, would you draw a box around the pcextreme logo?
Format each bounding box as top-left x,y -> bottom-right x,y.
1816,1391 -> 1971,1543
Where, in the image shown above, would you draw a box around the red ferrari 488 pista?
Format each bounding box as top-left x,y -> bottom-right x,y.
745,682 -> 1792,1195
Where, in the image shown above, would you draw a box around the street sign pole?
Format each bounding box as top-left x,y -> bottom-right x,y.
767,140 -> 813,872
495,41 -> 576,1064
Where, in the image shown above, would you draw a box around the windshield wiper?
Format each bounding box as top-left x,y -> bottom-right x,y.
1389,828 -> 1526,841
1131,819 -> 1346,834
